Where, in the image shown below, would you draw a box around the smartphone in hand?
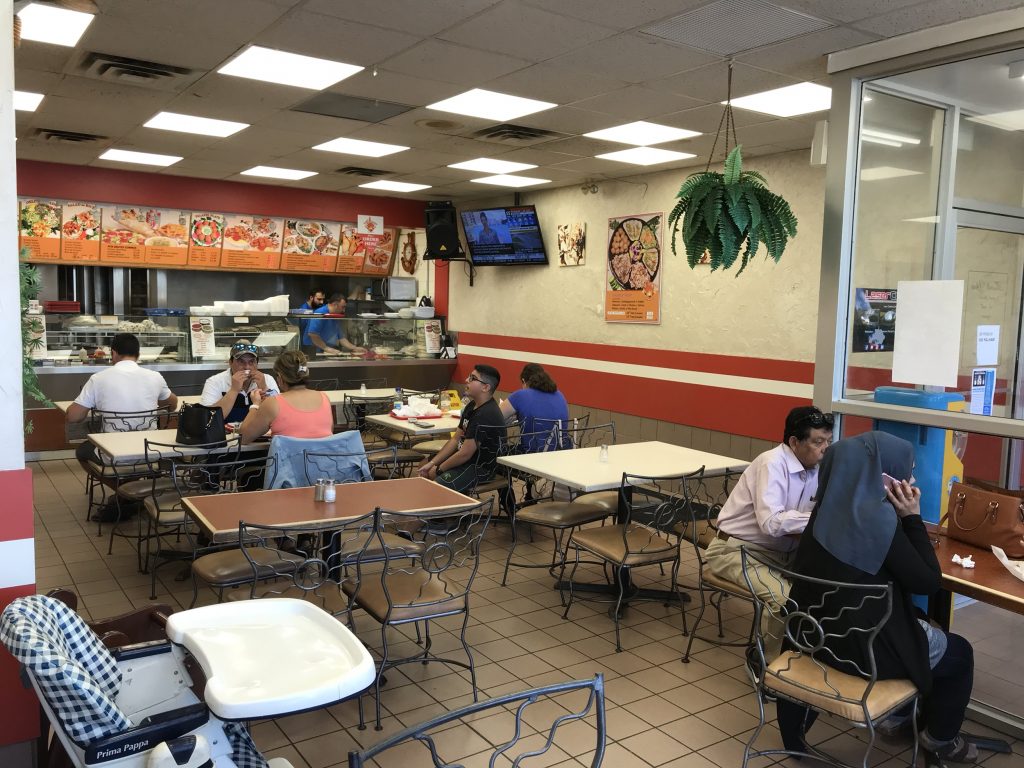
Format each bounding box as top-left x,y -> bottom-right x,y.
881,472 -> 899,492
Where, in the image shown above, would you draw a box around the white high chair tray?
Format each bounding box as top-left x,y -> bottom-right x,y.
166,598 -> 375,720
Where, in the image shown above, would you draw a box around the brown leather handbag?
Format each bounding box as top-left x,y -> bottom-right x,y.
943,479 -> 1024,558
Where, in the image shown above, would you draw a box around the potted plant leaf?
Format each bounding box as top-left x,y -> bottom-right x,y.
668,144 -> 798,276
21,255 -> 53,432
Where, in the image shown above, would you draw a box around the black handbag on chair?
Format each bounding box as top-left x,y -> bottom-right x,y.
176,404 -> 226,446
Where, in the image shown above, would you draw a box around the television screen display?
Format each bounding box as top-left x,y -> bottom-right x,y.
460,205 -> 548,266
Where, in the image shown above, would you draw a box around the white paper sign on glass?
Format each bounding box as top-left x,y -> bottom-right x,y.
970,367 -> 996,415
892,280 -> 964,388
976,324 -> 999,366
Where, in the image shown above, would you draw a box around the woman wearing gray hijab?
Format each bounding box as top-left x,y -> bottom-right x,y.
782,432 -> 977,764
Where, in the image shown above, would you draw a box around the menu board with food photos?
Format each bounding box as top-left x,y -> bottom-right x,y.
19,199 -> 62,261
59,202 -> 101,262
187,212 -> 225,267
222,215 -> 283,270
282,219 -> 339,273
18,197 -> 399,276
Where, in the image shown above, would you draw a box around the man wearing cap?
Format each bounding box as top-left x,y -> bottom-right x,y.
200,340 -> 280,422
704,406 -> 834,589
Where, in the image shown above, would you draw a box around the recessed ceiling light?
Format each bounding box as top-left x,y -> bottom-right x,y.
860,166 -> 922,181
584,121 -> 701,146
144,111 -> 248,138
17,3 -> 94,47
359,180 -> 432,192
728,83 -> 832,117
218,46 -> 363,90
313,137 -> 408,157
99,149 -> 182,167
427,88 -> 556,121
862,128 -> 919,145
448,158 -> 538,174
13,91 -> 44,112
595,147 -> 696,166
967,109 -> 1024,132
241,166 -> 317,180
862,135 -> 902,148
470,175 -> 551,188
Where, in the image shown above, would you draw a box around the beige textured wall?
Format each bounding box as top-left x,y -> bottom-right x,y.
449,149 -> 826,363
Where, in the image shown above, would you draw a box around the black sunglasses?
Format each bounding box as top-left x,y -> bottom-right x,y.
798,411 -> 834,430
467,374 -> 484,384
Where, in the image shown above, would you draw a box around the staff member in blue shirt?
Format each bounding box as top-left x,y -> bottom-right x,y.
297,289 -> 324,340
302,292 -> 366,356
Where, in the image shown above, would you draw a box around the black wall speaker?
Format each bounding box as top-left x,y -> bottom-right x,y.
424,201 -> 464,260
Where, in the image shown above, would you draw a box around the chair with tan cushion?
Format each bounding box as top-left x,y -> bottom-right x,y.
343,499 -> 494,730
739,548 -> 920,768
677,469 -> 754,662
563,468 -> 702,652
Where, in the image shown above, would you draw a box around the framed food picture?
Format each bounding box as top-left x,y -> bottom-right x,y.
19,199 -> 62,261
222,215 -> 284,270
187,212 -> 225,268
557,222 -> 586,266
282,219 -> 339,273
59,202 -> 101,262
360,227 -> 398,275
605,212 -> 662,324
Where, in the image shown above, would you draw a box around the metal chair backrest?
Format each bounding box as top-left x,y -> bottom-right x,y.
302,449 -> 373,485
308,377 -> 339,391
348,674 -> 607,768
90,407 -> 171,434
556,421 -> 616,450
620,468 -> 704,556
680,469 -> 745,560
468,422 -> 509,479
740,548 -> 895,708
370,498 -> 494,621
340,376 -> 387,389
168,453 -> 278,498
342,393 -> 393,430
143,437 -> 243,477
531,413 -> 591,450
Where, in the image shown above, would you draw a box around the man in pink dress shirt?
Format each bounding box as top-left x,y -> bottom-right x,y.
704,406 -> 834,594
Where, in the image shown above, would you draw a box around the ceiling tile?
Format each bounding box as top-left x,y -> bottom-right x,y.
485,63 -> 629,104
13,68 -> 63,93
850,0 -> 1024,36
255,110 -> 367,140
514,106 -> 625,135
736,26 -> 880,80
15,44 -> 78,76
115,127 -> 222,155
381,39 -> 532,85
659,103 -> 776,135
74,16 -> 246,71
522,0 -> 710,30
31,96 -> 149,137
569,87 -> 705,120
162,74 -> 308,123
330,69 -> 460,108
252,11 -> 420,66
16,141 -> 106,165
301,0 -> 503,36
550,34 -> 719,84
780,0 -> 923,23
439,3 -> 615,63
650,61 -> 798,103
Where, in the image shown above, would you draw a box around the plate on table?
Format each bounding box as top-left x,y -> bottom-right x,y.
383,312 -> 400,318
358,313 -> 380,318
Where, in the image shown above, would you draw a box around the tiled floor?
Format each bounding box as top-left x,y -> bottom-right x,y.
29,459 -> 1024,767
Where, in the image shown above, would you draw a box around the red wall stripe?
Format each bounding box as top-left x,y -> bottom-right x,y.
0,469 -> 33,544
17,161 -> 427,229
456,332 -> 813,383
0,584 -> 40,746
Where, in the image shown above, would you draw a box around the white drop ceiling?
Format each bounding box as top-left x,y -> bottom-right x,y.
13,0 -> 1022,200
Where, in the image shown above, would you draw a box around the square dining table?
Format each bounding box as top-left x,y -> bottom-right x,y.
183,476 -> 478,543
365,413 -> 462,437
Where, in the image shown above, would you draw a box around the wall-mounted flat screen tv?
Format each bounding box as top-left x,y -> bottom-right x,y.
460,205 -> 548,266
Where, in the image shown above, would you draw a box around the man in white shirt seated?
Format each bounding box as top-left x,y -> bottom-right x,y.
200,340 -> 279,422
66,332 -> 178,464
705,406 -> 833,591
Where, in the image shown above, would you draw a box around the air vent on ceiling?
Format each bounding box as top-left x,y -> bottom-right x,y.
336,166 -> 389,177
471,123 -> 562,144
35,128 -> 107,143
78,51 -> 193,85
292,93 -> 411,123
641,0 -> 833,56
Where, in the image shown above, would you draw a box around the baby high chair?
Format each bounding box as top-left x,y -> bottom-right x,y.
1,596 -> 375,768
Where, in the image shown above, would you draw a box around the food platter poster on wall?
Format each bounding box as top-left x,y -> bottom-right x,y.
606,212 -> 662,324
222,215 -> 284,270
187,212 -> 225,268
19,199 -> 62,261
282,220 -> 339,273
60,202 -> 101,263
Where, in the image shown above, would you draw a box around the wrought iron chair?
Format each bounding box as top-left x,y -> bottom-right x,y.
339,376 -> 387,390
344,498 -> 494,730
348,675 -> 607,767
563,469 -> 703,652
502,422 -> 618,587
308,377 -> 339,391
739,548 -> 920,768
678,469 -> 754,662
302,448 -> 373,485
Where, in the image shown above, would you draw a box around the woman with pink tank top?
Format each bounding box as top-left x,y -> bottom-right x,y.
238,350 -> 333,443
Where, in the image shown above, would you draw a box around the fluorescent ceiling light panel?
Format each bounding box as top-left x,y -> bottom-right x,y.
595,147 -> 695,166
904,216 -> 941,223
359,180 -> 432,192
470,175 -> 551,188
861,135 -> 902,147
313,137 -> 408,157
860,166 -> 922,181
13,91 -> 44,112
728,82 -> 832,117
17,3 -> 94,47
145,111 -> 248,137
99,149 -> 182,167
448,158 -> 537,173
241,166 -> 317,180
427,88 -> 556,121
967,109 -> 1024,132
862,128 -> 919,145
218,46 -> 363,90
584,120 -> 700,145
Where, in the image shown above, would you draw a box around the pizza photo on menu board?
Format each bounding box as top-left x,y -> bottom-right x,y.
187,212 -> 225,268
282,219 -> 339,272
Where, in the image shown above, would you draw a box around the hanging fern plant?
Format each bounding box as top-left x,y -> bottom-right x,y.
668,144 -> 798,276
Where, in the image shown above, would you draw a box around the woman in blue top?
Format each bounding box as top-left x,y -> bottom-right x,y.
499,363 -> 569,452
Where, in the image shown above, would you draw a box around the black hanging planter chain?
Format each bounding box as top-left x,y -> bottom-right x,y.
705,59 -> 740,172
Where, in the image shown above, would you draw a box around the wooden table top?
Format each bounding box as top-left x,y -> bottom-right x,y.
497,441 -> 749,492
365,413 -> 462,436
183,476 -> 478,542
929,525 -> 1024,616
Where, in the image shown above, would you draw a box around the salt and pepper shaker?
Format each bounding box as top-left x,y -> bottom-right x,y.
598,444 -> 610,463
324,479 -> 336,503
314,479 -> 326,502
360,382 -> 367,395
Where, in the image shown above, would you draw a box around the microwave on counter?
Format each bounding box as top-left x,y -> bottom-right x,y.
372,276 -> 417,302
